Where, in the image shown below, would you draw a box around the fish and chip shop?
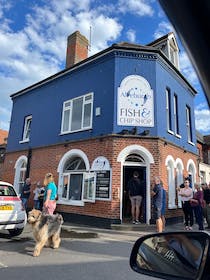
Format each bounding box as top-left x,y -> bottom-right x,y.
3,31 -> 198,227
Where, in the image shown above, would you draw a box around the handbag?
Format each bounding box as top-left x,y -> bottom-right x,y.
190,198 -> 199,207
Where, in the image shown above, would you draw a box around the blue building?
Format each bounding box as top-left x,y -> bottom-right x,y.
3,31 -> 198,227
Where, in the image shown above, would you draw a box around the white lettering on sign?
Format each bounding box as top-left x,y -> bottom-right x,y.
117,75 -> 154,127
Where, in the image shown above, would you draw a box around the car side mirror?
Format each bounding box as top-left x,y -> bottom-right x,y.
130,232 -> 210,280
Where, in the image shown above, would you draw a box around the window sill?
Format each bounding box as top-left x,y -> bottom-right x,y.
57,200 -> 84,207
188,141 -> 195,146
167,129 -> 174,135
60,127 -> 92,135
168,205 -> 177,210
175,134 -> 181,139
19,139 -> 29,144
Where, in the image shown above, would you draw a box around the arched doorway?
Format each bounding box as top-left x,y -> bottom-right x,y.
117,145 -> 154,224
123,154 -> 146,223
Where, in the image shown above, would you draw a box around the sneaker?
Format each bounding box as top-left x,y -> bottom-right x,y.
135,220 -> 141,224
188,226 -> 193,230
132,220 -> 136,224
185,226 -> 189,230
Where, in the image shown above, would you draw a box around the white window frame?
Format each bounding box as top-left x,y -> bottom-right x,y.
82,172 -> 96,202
173,94 -> 180,136
167,163 -> 176,209
176,164 -> 183,208
169,45 -> 176,65
14,155 -> 28,194
61,93 -> 93,134
166,88 -> 173,133
186,106 -> 193,143
20,115 -> 32,143
169,40 -> 179,69
59,171 -> 96,205
61,174 -> 70,200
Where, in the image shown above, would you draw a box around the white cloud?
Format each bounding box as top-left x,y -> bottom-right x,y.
178,51 -> 210,134
179,51 -> 198,86
153,21 -> 173,39
126,29 -> 136,43
0,0 -> 12,19
49,0 -> 91,14
0,32 -> 29,62
0,0 -> 125,131
195,104 -> 210,134
0,106 -> 11,129
118,0 -> 154,16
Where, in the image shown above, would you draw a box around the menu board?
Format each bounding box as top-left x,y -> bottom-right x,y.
96,171 -> 110,199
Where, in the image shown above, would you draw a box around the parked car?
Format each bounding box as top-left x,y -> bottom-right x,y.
130,231 -> 210,280
0,181 -> 27,237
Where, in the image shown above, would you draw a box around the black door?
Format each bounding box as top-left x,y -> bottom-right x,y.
123,166 -> 146,223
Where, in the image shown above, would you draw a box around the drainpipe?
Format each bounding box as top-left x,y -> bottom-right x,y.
26,147 -> 32,178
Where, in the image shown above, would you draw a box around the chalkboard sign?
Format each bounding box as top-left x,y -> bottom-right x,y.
96,171 -> 110,199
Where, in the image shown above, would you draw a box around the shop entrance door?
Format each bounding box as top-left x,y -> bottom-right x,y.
123,166 -> 146,223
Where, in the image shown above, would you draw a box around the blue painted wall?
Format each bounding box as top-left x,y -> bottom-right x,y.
155,60 -> 197,153
7,49 -> 197,154
7,54 -> 116,151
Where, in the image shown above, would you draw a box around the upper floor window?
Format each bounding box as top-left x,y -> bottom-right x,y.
168,37 -> 179,69
169,44 -> 179,67
174,94 -> 179,135
186,106 -> 193,143
22,115 -> 32,142
166,88 -> 172,132
61,93 -> 93,134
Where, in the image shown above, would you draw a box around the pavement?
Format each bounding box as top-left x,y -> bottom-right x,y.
19,220 -> 210,242
60,221 -> 189,239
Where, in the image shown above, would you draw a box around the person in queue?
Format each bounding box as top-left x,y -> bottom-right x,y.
43,173 -> 58,215
177,178 -> 193,230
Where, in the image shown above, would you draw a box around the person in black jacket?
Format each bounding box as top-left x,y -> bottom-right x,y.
20,177 -> 31,211
127,171 -> 144,224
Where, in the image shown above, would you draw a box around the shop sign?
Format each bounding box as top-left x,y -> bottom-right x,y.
95,171 -> 110,199
117,75 -> 154,127
91,156 -> 111,200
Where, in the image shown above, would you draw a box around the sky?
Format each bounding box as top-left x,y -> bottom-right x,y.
0,0 -> 209,135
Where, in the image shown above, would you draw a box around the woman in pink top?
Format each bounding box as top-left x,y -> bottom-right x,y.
177,178 -> 193,230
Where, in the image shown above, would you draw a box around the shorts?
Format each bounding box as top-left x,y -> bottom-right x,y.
153,206 -> 161,220
43,200 -> 56,215
130,195 -> 143,208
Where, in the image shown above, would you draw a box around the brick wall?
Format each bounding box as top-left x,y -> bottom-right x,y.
2,135 -> 198,222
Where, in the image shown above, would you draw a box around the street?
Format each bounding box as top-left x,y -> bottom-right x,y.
0,225 -> 157,280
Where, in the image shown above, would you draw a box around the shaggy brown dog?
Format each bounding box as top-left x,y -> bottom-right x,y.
27,209 -> 63,257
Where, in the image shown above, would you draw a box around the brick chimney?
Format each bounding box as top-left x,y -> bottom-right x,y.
66,31 -> 89,68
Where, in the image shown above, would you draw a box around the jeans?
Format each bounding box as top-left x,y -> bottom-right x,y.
193,205 -> 204,230
182,201 -> 193,227
203,204 -> 210,227
34,200 -> 40,210
21,197 -> 28,210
